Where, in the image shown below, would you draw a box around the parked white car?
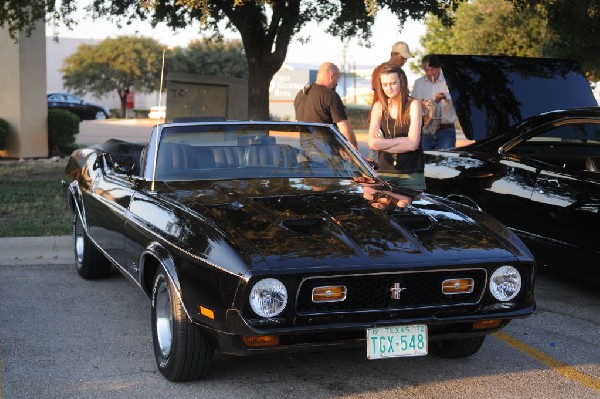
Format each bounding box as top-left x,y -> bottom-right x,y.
148,105 -> 166,120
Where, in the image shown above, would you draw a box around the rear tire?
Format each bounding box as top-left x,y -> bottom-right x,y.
430,336 -> 486,359
73,213 -> 112,279
151,266 -> 213,381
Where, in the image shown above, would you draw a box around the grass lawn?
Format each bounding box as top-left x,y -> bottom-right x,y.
0,158 -> 71,237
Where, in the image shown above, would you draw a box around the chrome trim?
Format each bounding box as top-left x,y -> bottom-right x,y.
446,194 -> 482,211
296,268 -> 489,316
311,285 -> 348,303
441,278 -> 475,295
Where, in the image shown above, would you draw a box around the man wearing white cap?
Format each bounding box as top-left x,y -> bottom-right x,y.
371,41 -> 413,106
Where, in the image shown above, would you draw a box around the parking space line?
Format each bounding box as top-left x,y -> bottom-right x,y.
494,331 -> 600,392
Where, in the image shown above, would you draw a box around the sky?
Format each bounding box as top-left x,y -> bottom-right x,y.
47,7 -> 426,84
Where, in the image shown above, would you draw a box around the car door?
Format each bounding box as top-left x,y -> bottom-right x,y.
85,154 -> 136,269
508,121 -> 600,271
65,94 -> 88,119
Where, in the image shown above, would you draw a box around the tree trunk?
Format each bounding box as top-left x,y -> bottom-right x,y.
222,0 -> 301,120
118,88 -> 129,118
246,60 -> 280,120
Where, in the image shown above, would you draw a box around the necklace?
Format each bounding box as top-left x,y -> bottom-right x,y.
385,115 -> 399,167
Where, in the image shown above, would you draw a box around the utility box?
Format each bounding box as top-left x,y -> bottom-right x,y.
166,73 -> 248,121
269,69 -> 316,121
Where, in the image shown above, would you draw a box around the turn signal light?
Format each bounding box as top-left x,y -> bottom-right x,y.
243,335 -> 280,347
442,278 -> 474,295
473,319 -> 502,331
312,285 -> 347,302
199,306 -> 215,320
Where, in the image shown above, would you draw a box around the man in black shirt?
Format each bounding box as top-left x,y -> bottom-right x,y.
294,62 -> 358,148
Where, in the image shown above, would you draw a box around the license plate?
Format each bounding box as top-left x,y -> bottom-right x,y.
366,324 -> 428,359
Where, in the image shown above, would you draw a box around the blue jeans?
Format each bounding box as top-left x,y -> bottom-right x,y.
421,126 -> 456,150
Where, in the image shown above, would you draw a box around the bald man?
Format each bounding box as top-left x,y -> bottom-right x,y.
294,62 -> 358,148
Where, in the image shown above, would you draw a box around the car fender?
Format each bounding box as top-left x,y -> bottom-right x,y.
140,241 -> 180,299
66,180 -> 87,230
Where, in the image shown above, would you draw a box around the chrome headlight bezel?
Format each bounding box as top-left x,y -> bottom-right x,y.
249,278 -> 288,318
489,265 -> 522,302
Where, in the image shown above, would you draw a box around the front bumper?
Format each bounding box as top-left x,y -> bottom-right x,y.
204,303 -> 534,356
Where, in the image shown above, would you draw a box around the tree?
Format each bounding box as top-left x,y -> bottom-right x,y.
168,38 -> 248,79
418,0 -> 600,80
512,0 -> 600,80
3,0 -> 461,120
61,36 -> 165,117
420,0 -> 549,58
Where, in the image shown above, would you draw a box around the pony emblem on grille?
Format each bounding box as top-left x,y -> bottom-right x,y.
389,282 -> 407,300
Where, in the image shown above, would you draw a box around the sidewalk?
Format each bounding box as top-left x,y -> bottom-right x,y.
0,236 -> 73,266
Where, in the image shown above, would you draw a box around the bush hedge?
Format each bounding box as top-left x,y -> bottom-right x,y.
0,118 -> 9,150
48,109 -> 80,155
346,106 -> 370,129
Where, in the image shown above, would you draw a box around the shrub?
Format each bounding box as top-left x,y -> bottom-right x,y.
346,106 -> 371,129
48,109 -> 80,155
0,118 -> 9,150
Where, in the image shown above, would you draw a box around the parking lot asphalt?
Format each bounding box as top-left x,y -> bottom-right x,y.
0,236 -> 72,266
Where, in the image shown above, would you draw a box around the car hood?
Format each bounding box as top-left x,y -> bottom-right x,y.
436,54 -> 597,140
158,178 -> 529,271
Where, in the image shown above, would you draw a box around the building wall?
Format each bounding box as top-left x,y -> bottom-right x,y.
166,73 -> 248,120
0,22 -> 48,158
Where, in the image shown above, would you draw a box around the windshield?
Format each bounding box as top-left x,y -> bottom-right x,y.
153,123 -> 372,181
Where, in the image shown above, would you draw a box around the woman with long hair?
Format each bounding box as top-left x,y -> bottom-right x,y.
368,62 -> 424,190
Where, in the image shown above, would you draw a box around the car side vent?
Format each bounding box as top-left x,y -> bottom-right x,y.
280,217 -> 325,234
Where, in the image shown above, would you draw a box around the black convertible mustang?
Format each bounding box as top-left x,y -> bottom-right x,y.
63,121 -> 535,381
423,55 -> 599,280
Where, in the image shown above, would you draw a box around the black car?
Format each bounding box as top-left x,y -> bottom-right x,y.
63,120 -> 535,381
424,55 -> 599,280
48,92 -> 110,120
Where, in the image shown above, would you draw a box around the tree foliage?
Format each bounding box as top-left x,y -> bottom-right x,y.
61,36 -> 164,117
421,0 -> 549,58
1,0 -> 462,120
168,39 -> 248,79
513,0 -> 600,80
4,1 -> 600,115
420,0 -> 600,80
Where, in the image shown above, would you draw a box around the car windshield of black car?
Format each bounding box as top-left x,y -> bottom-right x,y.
152,124 -> 372,181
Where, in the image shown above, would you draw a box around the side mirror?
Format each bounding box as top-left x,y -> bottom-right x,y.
113,156 -> 136,176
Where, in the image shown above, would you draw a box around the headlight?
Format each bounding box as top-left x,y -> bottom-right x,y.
249,278 -> 288,318
489,265 -> 522,301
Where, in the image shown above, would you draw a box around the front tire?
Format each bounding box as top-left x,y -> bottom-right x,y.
73,213 -> 112,279
430,336 -> 486,359
151,267 -> 213,381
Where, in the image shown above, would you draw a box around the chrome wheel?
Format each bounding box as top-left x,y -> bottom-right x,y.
74,214 -> 85,266
151,267 -> 214,381
155,280 -> 173,358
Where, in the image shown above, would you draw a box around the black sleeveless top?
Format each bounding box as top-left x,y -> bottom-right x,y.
377,113 -> 424,174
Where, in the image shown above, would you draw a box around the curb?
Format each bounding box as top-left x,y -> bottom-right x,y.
0,236 -> 73,266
